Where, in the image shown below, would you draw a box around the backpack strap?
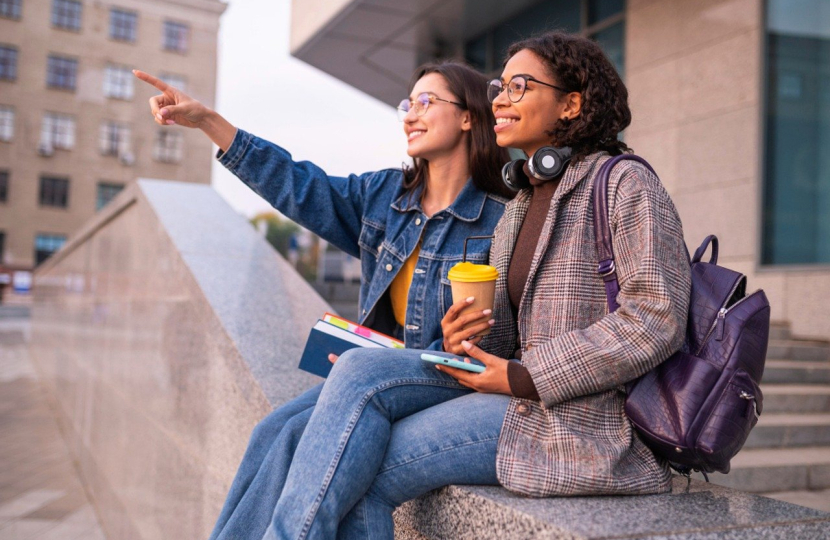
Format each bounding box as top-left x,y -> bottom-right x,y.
591,154 -> 656,313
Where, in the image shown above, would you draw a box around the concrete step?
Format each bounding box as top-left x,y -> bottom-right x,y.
761,384 -> 830,413
767,340 -> 830,362
762,360 -> 830,384
705,446 -> 830,493
766,488 -> 830,513
745,413 -> 830,448
769,322 -> 792,342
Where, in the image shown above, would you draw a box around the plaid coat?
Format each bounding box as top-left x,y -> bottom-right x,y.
481,152 -> 691,497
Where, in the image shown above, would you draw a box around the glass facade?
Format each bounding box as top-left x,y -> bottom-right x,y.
0,45 -> 17,81
47,55 -> 78,90
0,106 -> 13,141
110,8 -> 137,42
39,176 -> 69,208
96,182 -> 123,210
163,21 -> 189,53
52,0 -> 82,31
104,64 -> 134,100
34,234 -> 66,265
464,0 -> 624,77
763,0 -> 830,265
0,0 -> 21,20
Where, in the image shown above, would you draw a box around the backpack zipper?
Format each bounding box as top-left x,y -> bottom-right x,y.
695,279 -> 748,355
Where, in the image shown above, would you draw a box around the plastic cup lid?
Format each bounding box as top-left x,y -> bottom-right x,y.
447,262 -> 498,282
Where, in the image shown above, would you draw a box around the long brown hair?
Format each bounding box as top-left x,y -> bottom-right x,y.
506,32 -> 631,161
402,62 -> 514,199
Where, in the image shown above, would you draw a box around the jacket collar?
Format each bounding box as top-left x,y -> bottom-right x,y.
391,178 -> 487,222
551,151 -> 607,201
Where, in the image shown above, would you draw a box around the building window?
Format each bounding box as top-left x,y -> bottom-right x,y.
0,232 -> 4,264
35,233 -> 66,265
0,45 -> 17,81
0,171 -> 8,202
0,0 -> 22,20
104,64 -> 134,99
159,73 -> 187,92
163,21 -> 189,53
0,106 -> 13,141
110,8 -> 137,42
96,182 -> 124,210
51,0 -> 82,31
47,55 -> 78,90
154,130 -> 183,163
41,112 -> 75,150
99,121 -> 130,157
464,0 -> 625,77
39,176 -> 69,208
763,0 -> 830,265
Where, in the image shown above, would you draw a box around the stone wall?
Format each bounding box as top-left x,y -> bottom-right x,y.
29,179 -> 325,539
626,0 -> 830,341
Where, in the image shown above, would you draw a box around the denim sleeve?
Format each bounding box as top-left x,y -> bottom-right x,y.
217,129 -> 370,258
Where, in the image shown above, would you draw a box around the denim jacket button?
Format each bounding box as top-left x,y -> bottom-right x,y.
385,264 -> 393,271
517,403 -> 531,416
415,217 -> 422,225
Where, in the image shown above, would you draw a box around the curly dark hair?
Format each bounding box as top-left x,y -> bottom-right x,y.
403,62 -> 514,199
506,32 -> 631,160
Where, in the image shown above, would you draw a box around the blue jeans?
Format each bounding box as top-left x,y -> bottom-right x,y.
209,348 -> 508,540
265,348 -> 509,540
209,384 -> 323,540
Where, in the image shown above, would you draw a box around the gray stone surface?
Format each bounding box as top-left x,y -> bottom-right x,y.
394,478 -> 830,539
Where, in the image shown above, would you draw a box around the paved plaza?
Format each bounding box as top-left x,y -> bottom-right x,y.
0,317 -> 107,540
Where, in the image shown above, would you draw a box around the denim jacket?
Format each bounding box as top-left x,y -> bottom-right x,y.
218,129 -> 509,349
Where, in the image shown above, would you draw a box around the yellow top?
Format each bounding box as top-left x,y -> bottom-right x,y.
447,261 -> 499,283
390,243 -> 421,327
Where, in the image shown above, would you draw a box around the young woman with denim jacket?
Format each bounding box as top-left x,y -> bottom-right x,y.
135,62 -> 513,540
204,32 -> 691,540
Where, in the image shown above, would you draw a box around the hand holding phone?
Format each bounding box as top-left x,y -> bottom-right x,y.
421,353 -> 485,373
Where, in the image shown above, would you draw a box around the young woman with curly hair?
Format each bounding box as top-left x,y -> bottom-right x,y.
237,32 -> 691,539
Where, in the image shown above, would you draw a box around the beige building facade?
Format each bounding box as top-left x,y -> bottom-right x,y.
0,0 -> 226,277
290,0 -> 830,339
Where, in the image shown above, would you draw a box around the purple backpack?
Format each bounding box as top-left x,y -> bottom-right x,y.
592,154 -> 771,477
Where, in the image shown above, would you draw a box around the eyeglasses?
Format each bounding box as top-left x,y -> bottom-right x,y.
487,75 -> 572,103
398,92 -> 463,121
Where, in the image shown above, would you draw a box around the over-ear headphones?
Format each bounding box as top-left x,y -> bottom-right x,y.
501,146 -> 572,191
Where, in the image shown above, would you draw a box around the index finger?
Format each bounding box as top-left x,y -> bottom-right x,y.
133,70 -> 170,92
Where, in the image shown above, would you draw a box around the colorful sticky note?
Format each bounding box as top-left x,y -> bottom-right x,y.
327,317 -> 349,330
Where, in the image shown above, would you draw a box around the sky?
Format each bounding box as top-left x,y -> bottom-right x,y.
210,0 -> 409,217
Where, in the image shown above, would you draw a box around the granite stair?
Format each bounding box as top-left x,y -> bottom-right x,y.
705,321 -> 830,504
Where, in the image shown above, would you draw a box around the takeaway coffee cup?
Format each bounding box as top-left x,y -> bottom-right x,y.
447,261 -> 498,337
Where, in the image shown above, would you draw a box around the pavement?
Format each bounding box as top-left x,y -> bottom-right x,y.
0,312 -> 108,540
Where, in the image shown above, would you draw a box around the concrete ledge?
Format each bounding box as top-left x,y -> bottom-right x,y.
395,478 -> 830,539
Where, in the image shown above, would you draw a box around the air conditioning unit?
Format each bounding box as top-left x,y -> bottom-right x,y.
119,151 -> 135,166
37,141 -> 54,157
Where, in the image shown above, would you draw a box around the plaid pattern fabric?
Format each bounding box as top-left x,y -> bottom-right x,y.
481,152 -> 692,496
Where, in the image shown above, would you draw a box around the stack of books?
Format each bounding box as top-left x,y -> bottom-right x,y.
298,312 -> 404,378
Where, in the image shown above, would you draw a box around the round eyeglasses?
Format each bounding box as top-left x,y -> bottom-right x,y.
398,92 -> 463,121
487,75 -> 572,103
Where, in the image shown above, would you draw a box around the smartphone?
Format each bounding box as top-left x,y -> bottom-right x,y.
421,353 -> 485,373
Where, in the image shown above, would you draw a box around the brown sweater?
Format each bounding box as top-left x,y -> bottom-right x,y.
505,178 -> 560,401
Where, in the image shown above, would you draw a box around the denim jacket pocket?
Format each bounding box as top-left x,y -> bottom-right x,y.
439,261 -> 454,317
358,219 -> 386,258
